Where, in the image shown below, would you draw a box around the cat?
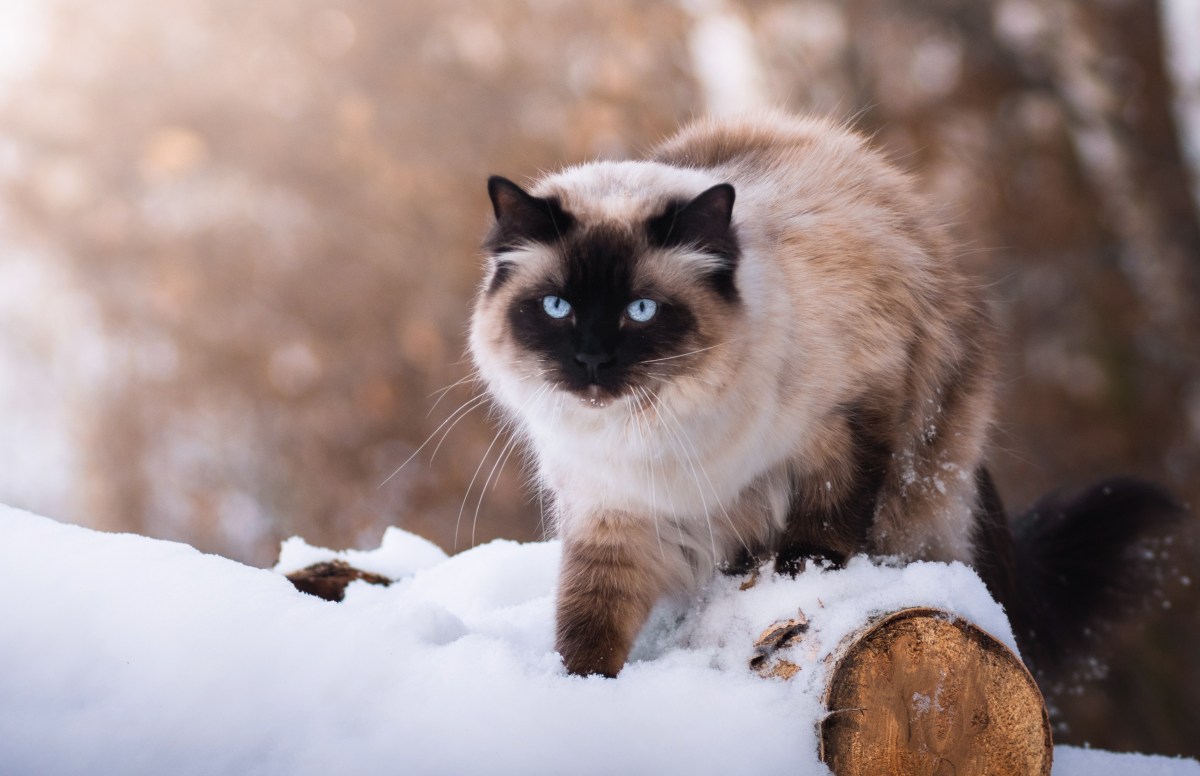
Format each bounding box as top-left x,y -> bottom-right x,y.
468,111 -> 1184,679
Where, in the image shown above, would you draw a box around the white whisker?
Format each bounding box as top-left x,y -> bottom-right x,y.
490,432 -> 522,494
430,370 -> 547,465
646,388 -> 717,563
630,386 -> 665,560
378,392 -> 490,488
640,338 -> 742,365
456,383 -> 549,551
473,429 -> 522,547
657,395 -> 750,557
426,373 -> 480,417
643,390 -> 689,551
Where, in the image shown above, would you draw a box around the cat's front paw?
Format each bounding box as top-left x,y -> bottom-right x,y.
773,553 -> 808,577
773,546 -> 848,576
557,637 -> 623,678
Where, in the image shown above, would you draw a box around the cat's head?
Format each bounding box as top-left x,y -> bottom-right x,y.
469,162 -> 742,415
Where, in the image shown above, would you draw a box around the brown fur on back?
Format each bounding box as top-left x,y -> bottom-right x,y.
655,113 -> 997,563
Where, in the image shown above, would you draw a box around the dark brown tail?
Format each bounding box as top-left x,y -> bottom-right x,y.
972,470 -> 1188,678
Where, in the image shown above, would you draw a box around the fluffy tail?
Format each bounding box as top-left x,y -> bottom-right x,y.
973,471 -> 1188,679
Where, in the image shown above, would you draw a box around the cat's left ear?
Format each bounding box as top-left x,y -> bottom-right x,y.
647,184 -> 740,299
485,176 -> 574,251
648,183 -> 737,254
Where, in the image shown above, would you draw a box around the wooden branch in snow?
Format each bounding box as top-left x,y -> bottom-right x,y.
285,560 -> 391,602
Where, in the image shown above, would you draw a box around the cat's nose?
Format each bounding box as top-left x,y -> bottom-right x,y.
575,352 -> 615,379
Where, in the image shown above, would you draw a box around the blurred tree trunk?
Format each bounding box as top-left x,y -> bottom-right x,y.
1030,0 -> 1200,473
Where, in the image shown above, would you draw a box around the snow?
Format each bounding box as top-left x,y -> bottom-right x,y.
0,503 -> 1196,776
274,526 -> 449,579
1056,747 -> 1200,776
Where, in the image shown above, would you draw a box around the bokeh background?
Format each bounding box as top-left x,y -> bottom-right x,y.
1,0 -> 1197,757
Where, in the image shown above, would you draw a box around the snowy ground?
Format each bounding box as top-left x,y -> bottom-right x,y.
0,504 -> 1196,776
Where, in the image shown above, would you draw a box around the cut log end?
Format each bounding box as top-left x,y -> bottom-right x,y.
819,608 -> 1052,776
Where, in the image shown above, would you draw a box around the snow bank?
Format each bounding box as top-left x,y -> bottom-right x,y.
0,504 -> 1196,776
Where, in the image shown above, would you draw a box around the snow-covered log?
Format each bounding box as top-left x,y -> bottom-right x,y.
294,553 -> 1058,774
2,505 -> 1196,776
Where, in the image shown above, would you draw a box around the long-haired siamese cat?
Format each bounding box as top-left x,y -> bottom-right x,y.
468,112 -> 1184,679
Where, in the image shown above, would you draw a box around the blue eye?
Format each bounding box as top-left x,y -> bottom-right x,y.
626,298 -> 658,322
541,295 -> 572,319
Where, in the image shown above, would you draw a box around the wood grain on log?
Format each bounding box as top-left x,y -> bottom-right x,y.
819,608 -> 1052,776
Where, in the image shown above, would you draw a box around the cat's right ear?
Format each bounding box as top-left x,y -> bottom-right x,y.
647,183 -> 740,301
485,176 -> 574,251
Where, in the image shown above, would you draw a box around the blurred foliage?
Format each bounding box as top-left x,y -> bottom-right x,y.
0,0 -> 1196,757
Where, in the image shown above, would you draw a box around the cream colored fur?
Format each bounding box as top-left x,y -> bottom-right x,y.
469,112 -> 997,674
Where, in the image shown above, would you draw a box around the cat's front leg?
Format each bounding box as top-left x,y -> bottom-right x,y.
555,512 -> 673,677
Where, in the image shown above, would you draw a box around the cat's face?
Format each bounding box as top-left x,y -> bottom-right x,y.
470,168 -> 741,412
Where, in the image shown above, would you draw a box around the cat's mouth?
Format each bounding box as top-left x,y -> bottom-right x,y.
549,362 -> 648,408
552,380 -> 625,409
579,384 -> 612,408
